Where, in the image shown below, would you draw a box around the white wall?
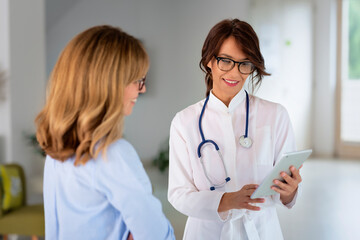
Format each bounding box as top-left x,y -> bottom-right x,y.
46,0 -> 251,162
0,0 -> 46,203
0,0 -> 11,164
248,0 -> 314,151
248,0 -> 338,156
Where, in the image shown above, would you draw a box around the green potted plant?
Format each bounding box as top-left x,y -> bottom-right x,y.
24,133 -> 45,157
152,138 -> 169,173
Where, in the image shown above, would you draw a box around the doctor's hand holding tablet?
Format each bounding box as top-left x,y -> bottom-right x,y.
251,149 -> 312,202
219,148 -> 311,213
168,18 -> 309,240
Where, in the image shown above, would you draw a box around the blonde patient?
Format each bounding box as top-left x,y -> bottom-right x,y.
36,25 -> 174,240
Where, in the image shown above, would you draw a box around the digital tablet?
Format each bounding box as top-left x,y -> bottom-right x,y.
250,149 -> 312,199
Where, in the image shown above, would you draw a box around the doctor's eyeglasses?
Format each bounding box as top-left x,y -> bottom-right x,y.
135,76 -> 146,91
214,55 -> 255,74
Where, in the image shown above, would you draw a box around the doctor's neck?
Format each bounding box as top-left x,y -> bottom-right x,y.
211,90 -> 236,107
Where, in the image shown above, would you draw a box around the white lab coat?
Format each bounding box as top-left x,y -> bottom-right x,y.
168,89 -> 299,240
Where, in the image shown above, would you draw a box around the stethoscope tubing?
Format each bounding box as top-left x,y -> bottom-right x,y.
244,90 -> 249,138
199,149 -> 230,190
197,90 -> 250,190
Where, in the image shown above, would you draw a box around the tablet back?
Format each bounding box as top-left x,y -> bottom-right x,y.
251,149 -> 312,199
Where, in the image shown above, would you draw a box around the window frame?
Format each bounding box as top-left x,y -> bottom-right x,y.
335,0 -> 360,158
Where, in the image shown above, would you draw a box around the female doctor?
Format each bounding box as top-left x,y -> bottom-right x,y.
168,19 -> 302,240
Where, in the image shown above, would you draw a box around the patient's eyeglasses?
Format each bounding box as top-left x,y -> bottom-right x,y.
135,76 -> 146,91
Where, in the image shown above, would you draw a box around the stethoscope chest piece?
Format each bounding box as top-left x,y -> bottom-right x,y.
239,135 -> 252,148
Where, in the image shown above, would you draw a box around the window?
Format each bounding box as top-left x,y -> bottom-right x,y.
337,0 -> 360,157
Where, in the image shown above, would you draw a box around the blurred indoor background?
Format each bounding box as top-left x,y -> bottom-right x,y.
0,0 -> 359,239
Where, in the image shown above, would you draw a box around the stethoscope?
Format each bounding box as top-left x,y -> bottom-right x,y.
197,90 -> 252,191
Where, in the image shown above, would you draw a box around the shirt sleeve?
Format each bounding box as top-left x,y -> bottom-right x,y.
94,141 -> 174,240
43,157 -> 58,240
168,114 -> 226,221
271,104 -> 301,208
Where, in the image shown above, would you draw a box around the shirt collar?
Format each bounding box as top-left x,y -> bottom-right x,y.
208,89 -> 246,113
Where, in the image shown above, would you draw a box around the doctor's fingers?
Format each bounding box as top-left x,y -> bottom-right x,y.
280,172 -> 297,186
238,184 -> 258,195
280,168 -> 301,185
240,188 -> 258,197
241,184 -> 259,191
233,196 -> 263,209
241,203 -> 261,211
271,185 -> 289,196
290,166 -> 303,182
247,197 -> 265,204
273,179 -> 293,192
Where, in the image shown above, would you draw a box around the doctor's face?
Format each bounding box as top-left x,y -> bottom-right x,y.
207,36 -> 251,105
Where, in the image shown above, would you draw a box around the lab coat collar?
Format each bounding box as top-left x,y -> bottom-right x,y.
209,89 -> 246,113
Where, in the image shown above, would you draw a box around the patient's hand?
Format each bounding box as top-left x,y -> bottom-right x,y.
127,232 -> 134,240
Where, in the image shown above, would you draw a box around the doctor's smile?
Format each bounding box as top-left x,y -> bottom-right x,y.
223,78 -> 240,87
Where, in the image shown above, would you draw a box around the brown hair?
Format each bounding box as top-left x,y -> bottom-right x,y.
200,19 -> 270,96
35,25 -> 149,165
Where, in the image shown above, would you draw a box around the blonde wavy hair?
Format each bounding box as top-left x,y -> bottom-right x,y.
35,25 -> 149,165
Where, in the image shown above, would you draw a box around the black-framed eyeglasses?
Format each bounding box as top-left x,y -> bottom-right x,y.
214,55 -> 255,74
135,76 -> 146,91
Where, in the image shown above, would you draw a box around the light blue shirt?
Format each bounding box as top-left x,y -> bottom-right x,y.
43,139 -> 174,240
